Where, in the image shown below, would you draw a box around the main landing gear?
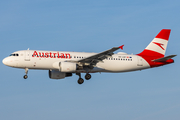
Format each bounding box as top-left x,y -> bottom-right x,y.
76,73 -> 84,84
76,73 -> 92,84
23,68 -> 28,79
85,73 -> 91,80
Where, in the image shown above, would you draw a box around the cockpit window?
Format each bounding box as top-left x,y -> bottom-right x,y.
9,53 -> 19,56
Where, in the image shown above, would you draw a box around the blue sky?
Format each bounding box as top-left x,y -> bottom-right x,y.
0,0 -> 180,120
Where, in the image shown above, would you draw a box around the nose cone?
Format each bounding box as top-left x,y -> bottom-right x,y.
2,57 -> 8,65
2,57 -> 11,66
2,57 -> 18,67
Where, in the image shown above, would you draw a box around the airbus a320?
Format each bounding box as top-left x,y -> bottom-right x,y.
2,29 -> 176,84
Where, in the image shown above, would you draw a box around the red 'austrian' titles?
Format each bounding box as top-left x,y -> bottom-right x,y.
32,51 -> 71,59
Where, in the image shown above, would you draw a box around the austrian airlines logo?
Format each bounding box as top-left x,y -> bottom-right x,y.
153,42 -> 165,50
32,51 -> 71,59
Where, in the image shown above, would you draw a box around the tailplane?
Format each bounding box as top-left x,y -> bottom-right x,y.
152,55 -> 176,62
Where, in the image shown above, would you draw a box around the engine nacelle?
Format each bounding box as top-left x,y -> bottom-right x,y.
60,62 -> 77,72
49,70 -> 72,79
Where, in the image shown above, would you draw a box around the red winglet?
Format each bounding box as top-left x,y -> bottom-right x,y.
119,45 -> 124,50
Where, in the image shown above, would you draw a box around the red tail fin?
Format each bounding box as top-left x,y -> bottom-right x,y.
138,29 -> 171,58
137,29 -> 172,68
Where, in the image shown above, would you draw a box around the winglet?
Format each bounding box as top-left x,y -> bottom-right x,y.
119,45 -> 124,50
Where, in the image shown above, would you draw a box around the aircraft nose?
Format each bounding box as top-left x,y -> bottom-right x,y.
2,57 -> 9,66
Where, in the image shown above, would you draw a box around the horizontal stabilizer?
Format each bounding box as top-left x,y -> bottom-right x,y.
152,55 -> 177,62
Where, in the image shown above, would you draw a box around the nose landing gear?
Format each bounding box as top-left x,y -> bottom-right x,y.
23,75 -> 28,79
23,68 -> 28,79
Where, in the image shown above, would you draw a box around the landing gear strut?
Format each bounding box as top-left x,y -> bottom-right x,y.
23,68 -> 28,79
85,73 -> 91,80
76,73 -> 84,84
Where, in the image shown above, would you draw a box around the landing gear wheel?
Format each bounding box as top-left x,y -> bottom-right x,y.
24,68 -> 29,79
78,78 -> 84,84
85,73 -> 91,80
23,75 -> 28,79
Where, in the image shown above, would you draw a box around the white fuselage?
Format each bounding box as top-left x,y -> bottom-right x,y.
3,50 -> 150,73
2,29 -> 175,84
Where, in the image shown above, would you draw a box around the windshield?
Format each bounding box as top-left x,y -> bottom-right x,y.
9,53 -> 19,56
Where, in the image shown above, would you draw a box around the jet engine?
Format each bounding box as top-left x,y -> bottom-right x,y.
53,62 -> 77,72
60,62 -> 77,72
49,70 -> 72,79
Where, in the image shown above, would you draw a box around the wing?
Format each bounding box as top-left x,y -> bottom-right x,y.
78,45 -> 124,65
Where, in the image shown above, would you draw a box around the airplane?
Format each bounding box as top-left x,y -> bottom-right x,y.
2,29 -> 176,84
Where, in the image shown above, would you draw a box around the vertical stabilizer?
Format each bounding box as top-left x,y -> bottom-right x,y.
138,29 -> 171,58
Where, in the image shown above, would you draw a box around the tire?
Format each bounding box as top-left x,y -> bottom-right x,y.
85,73 -> 91,80
23,75 -> 28,79
78,78 -> 84,84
